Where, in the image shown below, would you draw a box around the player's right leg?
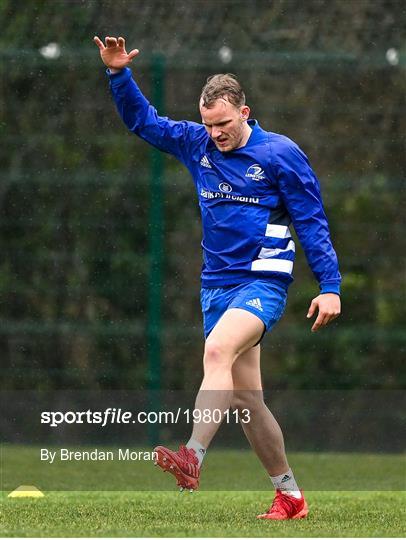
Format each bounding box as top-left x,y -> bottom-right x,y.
154,307 -> 264,490
191,307 -> 264,446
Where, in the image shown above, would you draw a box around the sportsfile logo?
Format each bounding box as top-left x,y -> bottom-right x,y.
245,163 -> 266,181
200,155 -> 212,168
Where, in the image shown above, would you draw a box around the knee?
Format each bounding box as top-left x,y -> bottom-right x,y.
203,339 -> 232,371
231,390 -> 264,414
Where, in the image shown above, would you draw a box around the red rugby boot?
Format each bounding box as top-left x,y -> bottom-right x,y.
154,445 -> 200,491
257,489 -> 308,520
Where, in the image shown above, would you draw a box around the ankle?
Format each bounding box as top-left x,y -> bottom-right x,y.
270,468 -> 301,498
186,438 -> 206,467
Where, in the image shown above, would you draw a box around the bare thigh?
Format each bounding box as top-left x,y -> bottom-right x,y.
206,307 -> 265,361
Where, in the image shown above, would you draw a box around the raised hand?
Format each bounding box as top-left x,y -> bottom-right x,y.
93,36 -> 139,71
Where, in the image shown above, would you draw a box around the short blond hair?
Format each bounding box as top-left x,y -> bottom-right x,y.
200,73 -> 245,109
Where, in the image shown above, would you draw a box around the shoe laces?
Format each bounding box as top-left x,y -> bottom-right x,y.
178,445 -> 198,465
268,489 -> 297,517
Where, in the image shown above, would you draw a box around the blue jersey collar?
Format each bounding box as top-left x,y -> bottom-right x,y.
243,119 -> 266,147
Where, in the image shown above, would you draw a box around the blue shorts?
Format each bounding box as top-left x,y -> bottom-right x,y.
200,279 -> 288,340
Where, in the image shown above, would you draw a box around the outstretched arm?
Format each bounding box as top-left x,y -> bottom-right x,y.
93,36 -> 205,163
94,35 -> 139,73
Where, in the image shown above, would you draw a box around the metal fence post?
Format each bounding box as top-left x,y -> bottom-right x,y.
147,53 -> 165,446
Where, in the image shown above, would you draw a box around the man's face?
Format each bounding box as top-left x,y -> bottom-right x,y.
200,97 -> 250,152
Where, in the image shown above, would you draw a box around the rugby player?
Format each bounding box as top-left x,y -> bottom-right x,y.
94,35 -> 341,520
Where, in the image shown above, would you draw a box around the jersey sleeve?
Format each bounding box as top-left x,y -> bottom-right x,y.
108,67 -> 205,165
270,139 -> 341,295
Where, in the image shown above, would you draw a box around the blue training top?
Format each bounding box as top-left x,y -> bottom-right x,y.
108,67 -> 341,294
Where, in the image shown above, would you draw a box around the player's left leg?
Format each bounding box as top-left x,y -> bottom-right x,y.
231,345 -> 290,475
231,347 -> 308,519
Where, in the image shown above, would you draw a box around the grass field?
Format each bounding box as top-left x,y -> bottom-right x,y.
2,490 -> 405,537
1,447 -> 405,537
2,446 -> 404,491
